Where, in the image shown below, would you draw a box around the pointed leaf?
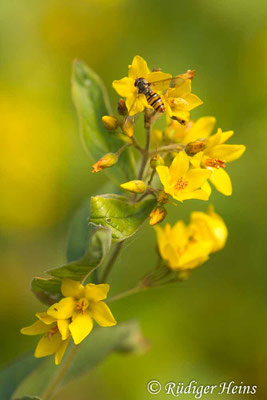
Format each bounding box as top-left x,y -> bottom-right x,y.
90,194 -> 157,241
31,278 -> 62,306
31,223 -> 112,305
72,60 -> 136,184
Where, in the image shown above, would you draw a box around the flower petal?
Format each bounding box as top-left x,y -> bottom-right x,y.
209,168 -> 232,196
34,332 -> 62,358
36,312 -> 56,325
55,337 -> 70,365
190,206 -> 228,253
178,241 -> 212,270
207,144 -> 246,162
169,151 -> 190,181
89,301 -> 117,327
126,93 -> 147,116
147,71 -> 172,91
185,168 -> 211,191
57,319 -> 70,340
173,189 -> 210,201
128,55 -> 150,80
61,278 -> 84,298
182,116 -> 216,143
156,165 -> 171,188
201,181 -> 212,197
47,297 -> 76,320
112,77 -> 135,97
69,312 -> 93,345
183,94 -> 203,111
169,79 -> 191,97
84,283 -> 110,301
219,130 -> 234,143
21,320 -> 54,336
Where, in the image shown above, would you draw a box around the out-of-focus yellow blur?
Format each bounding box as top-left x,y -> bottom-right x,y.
1,0 -> 267,399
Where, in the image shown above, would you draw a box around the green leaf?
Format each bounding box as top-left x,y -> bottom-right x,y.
31,223 -> 112,305
0,353 -> 43,400
31,277 -> 62,306
72,60 -> 136,184
47,223 -> 112,280
66,200 -> 90,263
13,321 -> 147,399
90,194 -> 157,241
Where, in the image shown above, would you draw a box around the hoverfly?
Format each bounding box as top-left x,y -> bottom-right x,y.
125,70 -> 195,127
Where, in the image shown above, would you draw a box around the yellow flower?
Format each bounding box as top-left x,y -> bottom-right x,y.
163,79 -> 203,122
47,279 -> 116,345
187,120 -> 246,196
155,221 -> 212,271
112,55 -> 172,116
21,311 -> 70,365
189,205 -> 228,252
156,151 -> 211,202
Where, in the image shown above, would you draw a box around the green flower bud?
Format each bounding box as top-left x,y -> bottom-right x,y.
150,154 -> 164,169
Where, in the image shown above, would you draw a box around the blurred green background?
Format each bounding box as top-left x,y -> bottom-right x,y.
1,0 -> 267,399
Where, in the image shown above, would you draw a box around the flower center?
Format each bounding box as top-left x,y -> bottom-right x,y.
205,158 -> 226,169
47,325 -> 59,339
76,297 -> 89,313
174,177 -> 188,191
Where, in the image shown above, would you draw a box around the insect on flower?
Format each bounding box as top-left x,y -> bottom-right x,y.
126,71 -> 195,126
113,56 -> 197,128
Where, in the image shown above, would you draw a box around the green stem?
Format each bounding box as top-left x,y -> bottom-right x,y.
101,241 -> 124,283
149,143 -> 185,156
42,344 -> 80,400
137,111 -> 152,180
116,143 -> 131,156
107,285 -> 148,303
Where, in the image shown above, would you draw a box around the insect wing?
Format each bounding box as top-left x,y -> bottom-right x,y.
148,70 -> 195,90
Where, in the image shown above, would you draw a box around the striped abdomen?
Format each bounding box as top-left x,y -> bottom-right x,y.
145,89 -> 165,113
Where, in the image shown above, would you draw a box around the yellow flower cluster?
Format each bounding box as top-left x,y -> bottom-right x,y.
155,206 -> 227,271
113,55 -> 202,121
160,116 -> 246,196
21,279 -> 116,364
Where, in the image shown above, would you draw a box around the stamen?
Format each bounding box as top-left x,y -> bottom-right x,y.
205,158 -> 226,169
174,177 -> 188,190
76,298 -> 89,314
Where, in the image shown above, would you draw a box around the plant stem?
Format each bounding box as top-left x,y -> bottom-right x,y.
107,285 -> 148,303
101,241 -> 124,283
42,344 -> 80,400
137,111 -> 152,180
116,143 -> 131,156
149,143 -> 185,156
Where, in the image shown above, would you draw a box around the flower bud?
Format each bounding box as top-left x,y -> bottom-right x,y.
91,153 -> 118,173
157,191 -> 169,204
120,180 -> 146,193
185,140 -> 206,156
150,154 -> 164,169
102,115 -> 119,131
117,99 -> 128,116
149,207 -> 167,226
122,119 -> 134,137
